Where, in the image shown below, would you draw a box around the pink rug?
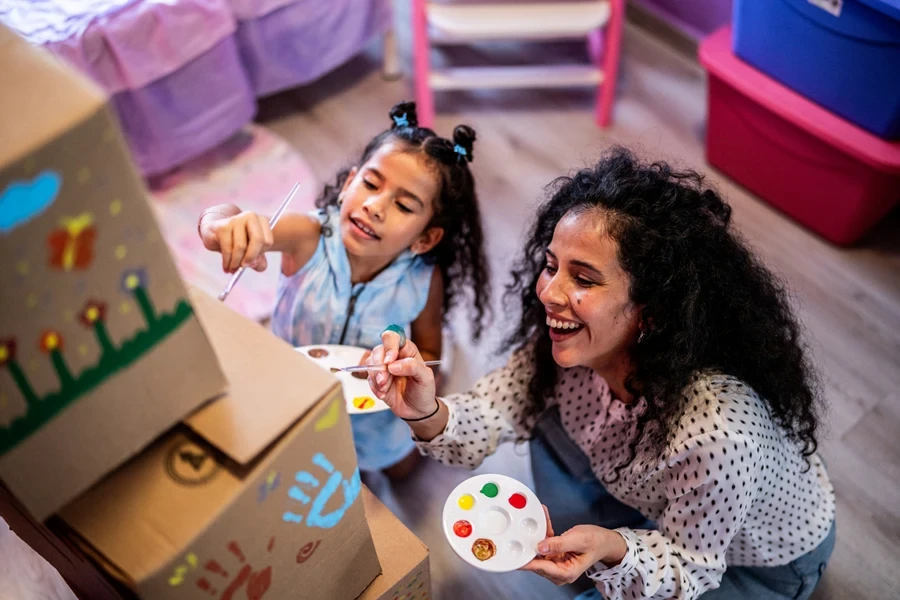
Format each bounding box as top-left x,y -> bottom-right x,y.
149,125 -> 319,322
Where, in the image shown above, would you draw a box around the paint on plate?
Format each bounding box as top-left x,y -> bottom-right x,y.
457,494 -> 475,511
453,520 -> 472,538
352,396 -> 376,410
480,482 -> 499,498
471,538 -> 496,561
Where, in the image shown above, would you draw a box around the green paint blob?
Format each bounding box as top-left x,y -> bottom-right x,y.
480,482 -> 499,498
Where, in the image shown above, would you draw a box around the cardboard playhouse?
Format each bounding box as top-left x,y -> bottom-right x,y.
60,290 -> 381,600
0,23 -> 432,600
0,22 -> 227,522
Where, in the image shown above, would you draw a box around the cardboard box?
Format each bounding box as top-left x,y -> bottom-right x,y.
0,25 -> 227,519
59,290 -> 380,600
359,489 -> 431,600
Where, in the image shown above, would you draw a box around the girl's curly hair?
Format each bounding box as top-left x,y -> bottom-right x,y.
505,146 -> 822,477
316,101 -> 490,339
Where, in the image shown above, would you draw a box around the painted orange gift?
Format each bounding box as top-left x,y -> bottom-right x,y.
47,212 -> 96,271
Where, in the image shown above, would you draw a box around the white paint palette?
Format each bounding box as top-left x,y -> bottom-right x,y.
442,474 -> 547,573
294,345 -> 390,415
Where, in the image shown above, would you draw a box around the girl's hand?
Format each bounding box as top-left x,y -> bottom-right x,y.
201,210 -> 274,274
520,506 -> 627,586
367,331 -> 437,422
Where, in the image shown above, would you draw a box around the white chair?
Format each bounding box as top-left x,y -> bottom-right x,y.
411,0 -> 625,127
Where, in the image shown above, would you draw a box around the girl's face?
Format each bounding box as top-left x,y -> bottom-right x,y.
339,142 -> 444,261
536,208 -> 642,372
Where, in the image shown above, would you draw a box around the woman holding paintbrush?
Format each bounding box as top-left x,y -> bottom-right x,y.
367,148 -> 835,600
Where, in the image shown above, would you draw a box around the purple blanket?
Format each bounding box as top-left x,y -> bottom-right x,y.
1,0 -> 391,175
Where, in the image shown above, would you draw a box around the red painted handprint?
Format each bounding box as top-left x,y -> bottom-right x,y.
195,539 -> 274,599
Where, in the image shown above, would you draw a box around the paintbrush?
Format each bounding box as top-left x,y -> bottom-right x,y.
218,182 -> 301,302
338,360 -> 442,373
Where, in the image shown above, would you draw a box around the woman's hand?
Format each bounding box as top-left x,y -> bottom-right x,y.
200,210 -> 274,274
520,506 -> 627,586
367,331 -> 438,422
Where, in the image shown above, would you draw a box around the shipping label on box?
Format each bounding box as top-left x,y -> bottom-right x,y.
0,25 -> 226,520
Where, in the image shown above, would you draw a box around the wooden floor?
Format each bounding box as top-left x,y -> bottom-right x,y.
257,13 -> 900,600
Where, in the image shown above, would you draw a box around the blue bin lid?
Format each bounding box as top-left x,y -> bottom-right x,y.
856,0 -> 900,21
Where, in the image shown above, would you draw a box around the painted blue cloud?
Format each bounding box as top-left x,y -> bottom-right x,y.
0,170 -> 62,235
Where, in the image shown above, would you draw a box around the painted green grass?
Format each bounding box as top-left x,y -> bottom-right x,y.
0,299 -> 193,455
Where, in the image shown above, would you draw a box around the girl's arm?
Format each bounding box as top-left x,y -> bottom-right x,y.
198,205 -> 321,277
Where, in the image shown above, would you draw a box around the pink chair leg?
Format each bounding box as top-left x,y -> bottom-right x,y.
412,0 -> 435,128
596,0 -> 624,127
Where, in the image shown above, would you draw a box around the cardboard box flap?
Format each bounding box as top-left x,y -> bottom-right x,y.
61,431 -> 244,584
0,26 -> 103,168
358,488 -> 430,599
186,289 -> 338,465
61,376 -> 379,598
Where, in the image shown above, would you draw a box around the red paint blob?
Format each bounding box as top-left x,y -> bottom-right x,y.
509,493 -> 527,509
453,520 -> 473,538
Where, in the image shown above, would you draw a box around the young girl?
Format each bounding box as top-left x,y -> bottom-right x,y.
368,147 -> 835,599
197,102 -> 490,479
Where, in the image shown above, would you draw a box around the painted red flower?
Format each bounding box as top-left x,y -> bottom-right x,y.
0,339 -> 16,367
39,330 -> 63,353
79,300 -> 107,327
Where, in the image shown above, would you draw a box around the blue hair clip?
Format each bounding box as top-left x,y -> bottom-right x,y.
453,144 -> 468,158
393,113 -> 409,127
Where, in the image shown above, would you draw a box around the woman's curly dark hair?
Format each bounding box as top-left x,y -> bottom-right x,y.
316,101 -> 490,339
505,146 -> 822,478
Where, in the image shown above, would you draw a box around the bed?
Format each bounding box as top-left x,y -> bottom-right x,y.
1,0 -> 394,176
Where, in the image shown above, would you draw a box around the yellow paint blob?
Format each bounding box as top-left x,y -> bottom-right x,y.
352,396 -> 376,410
120,301 -> 132,314
457,494 -> 475,511
26,293 -> 37,309
110,199 -> 122,216
115,245 -> 127,260
78,344 -> 89,357
16,260 -> 29,275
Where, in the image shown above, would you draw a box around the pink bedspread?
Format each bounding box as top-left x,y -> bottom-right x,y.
0,0 -> 391,175
1,0 -> 235,94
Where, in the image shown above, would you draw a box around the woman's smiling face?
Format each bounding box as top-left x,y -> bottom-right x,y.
536,208 -> 642,371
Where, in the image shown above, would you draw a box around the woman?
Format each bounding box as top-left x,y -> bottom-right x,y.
367,148 -> 835,599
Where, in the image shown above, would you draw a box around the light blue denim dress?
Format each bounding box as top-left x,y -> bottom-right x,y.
271,207 -> 433,471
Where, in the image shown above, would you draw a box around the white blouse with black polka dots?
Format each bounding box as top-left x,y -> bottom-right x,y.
416,347 -> 835,599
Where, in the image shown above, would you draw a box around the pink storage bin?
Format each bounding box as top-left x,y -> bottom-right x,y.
699,27 -> 900,246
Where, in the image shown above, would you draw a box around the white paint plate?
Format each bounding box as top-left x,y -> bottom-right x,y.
442,473 -> 547,573
294,345 -> 390,415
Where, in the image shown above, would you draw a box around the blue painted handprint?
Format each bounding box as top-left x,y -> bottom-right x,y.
282,453 -> 361,527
